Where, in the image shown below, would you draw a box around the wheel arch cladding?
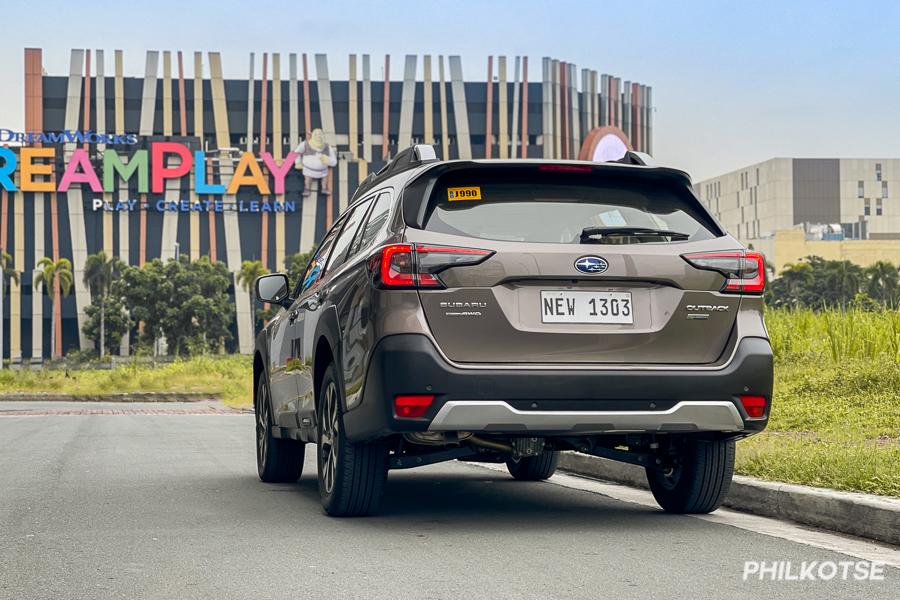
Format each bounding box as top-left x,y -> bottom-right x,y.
313,306 -> 342,407
314,337 -> 335,410
253,351 -> 265,400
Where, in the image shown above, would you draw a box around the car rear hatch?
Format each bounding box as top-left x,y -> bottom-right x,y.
395,162 -> 759,365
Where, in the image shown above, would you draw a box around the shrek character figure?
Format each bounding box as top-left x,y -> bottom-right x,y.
294,128 -> 337,196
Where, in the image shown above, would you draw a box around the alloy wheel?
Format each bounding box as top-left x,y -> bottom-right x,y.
319,381 -> 340,495
256,383 -> 269,468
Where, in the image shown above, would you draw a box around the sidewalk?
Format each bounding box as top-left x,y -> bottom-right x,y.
559,452 -> 900,546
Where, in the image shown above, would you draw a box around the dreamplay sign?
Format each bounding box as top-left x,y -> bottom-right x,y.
0,134 -> 298,197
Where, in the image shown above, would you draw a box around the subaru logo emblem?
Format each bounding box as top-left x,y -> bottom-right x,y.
574,256 -> 609,274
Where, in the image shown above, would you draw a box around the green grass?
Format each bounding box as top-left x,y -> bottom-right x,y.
766,307 -> 900,363
736,308 -> 900,497
0,307 -> 897,496
0,355 -> 253,408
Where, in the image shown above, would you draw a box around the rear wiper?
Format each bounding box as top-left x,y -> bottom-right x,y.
580,226 -> 690,243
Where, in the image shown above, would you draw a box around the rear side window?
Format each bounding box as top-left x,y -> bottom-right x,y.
351,191 -> 392,254
421,171 -> 719,244
324,198 -> 373,273
298,215 -> 346,295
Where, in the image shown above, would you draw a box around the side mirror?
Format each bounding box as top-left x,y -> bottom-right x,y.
255,273 -> 291,306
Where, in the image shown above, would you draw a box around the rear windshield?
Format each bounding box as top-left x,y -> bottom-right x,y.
421,171 -> 720,244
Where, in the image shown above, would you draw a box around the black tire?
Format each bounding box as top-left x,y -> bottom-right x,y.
317,364 -> 388,517
646,437 -> 735,514
506,450 -> 560,481
255,376 -> 305,483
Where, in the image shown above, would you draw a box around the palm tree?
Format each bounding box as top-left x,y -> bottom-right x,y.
779,262 -> 814,304
34,257 -> 74,359
824,260 -> 864,307
0,251 -> 19,369
0,251 -> 20,295
237,260 -> 269,333
83,251 -> 123,358
865,261 -> 900,307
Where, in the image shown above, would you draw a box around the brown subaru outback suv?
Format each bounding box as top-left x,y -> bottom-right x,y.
253,145 -> 772,517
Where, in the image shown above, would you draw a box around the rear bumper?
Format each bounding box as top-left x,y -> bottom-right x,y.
428,400 -> 744,433
343,334 -> 772,442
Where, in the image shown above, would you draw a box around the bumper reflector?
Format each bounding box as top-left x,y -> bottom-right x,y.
394,395 -> 435,418
739,395 -> 767,418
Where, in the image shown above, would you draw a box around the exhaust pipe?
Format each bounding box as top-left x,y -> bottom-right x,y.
467,435 -> 514,453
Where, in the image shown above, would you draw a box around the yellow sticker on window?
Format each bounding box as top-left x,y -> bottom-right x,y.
447,186 -> 482,201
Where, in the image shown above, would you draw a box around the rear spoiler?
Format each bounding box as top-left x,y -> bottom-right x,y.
401,160 -> 700,230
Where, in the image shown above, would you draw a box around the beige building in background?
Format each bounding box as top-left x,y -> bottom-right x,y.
753,229 -> 900,274
695,158 -> 900,273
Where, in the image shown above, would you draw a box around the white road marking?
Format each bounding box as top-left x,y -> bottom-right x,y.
469,462 -> 900,569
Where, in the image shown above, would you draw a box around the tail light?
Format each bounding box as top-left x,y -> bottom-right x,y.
681,250 -> 765,294
394,394 -> 435,418
739,395 -> 767,419
379,244 -> 416,287
371,243 -> 493,289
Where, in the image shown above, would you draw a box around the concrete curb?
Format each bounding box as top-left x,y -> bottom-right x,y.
0,392 -> 220,403
558,452 -> 900,547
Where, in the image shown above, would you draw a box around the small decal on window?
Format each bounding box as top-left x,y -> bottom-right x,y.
598,209 -> 627,226
447,186 -> 482,201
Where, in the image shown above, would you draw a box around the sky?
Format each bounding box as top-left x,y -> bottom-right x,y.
0,0 -> 897,181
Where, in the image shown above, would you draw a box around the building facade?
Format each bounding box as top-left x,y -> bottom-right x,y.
694,158 -> 900,273
695,158 -> 900,244
758,228 -> 900,274
0,48 -> 654,361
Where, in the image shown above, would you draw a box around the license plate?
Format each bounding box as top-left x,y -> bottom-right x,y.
540,291 -> 633,324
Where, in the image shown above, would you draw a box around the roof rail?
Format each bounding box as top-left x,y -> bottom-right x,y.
353,144 -> 439,200
388,144 -> 439,172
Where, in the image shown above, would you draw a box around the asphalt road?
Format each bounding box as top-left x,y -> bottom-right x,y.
1,403 -> 896,599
